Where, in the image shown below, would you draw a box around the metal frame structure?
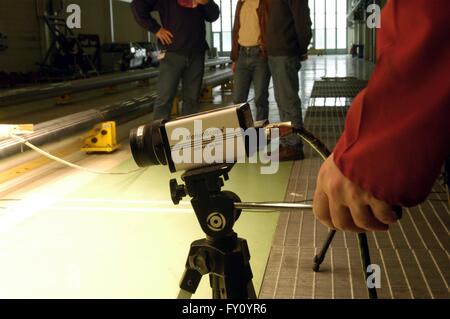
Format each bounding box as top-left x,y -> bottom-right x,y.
39,13 -> 100,77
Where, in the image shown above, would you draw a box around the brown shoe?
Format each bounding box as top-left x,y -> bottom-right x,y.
278,145 -> 305,162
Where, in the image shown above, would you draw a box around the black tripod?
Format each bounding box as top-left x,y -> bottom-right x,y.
293,126 -> 403,299
294,135 -> 403,299
312,208 -> 402,299
170,164 -> 256,299
166,126 -> 403,299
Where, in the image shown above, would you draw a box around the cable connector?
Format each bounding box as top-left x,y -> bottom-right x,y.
264,122 -> 293,140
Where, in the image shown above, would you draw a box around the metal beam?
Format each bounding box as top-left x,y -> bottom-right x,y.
0,58 -> 232,107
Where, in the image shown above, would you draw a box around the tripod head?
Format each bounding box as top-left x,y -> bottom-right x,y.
167,124 -> 332,240
170,164 -> 242,241
172,164 -> 257,299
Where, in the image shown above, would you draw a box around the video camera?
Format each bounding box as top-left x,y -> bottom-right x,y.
129,103 -> 262,173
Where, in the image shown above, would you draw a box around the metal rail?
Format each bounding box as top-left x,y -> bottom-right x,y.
0,58 -> 231,107
235,202 -> 313,212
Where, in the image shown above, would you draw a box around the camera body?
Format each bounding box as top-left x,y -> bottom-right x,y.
130,104 -> 254,173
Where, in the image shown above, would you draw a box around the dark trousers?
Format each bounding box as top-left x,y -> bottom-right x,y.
154,51 -> 205,120
233,47 -> 271,121
268,55 -> 304,147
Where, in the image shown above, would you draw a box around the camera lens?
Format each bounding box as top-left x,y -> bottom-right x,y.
129,120 -> 167,167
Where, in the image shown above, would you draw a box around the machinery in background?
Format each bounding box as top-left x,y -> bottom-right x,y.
101,42 -> 159,73
1,0 -> 161,85
138,42 -> 161,68
38,0 -> 100,79
77,34 -> 101,72
1,39 -> 159,87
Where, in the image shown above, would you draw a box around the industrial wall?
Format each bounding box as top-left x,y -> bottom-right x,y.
0,0 -> 43,73
61,0 -> 112,44
113,0 -> 149,43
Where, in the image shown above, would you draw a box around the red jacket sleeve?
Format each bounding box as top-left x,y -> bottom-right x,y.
333,0 -> 450,207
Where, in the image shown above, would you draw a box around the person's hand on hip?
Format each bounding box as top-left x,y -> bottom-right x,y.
313,154 -> 400,232
156,27 -> 173,46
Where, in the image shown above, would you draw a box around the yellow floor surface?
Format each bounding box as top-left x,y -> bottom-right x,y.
0,156 -> 292,298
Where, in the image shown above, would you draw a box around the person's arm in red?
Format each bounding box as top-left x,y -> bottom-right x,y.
335,0 -> 450,206
313,0 -> 450,232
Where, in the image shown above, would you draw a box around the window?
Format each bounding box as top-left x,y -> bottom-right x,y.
212,0 -> 238,55
212,0 -> 348,55
310,0 -> 348,52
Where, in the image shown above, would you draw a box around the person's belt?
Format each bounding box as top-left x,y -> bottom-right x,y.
239,45 -> 261,53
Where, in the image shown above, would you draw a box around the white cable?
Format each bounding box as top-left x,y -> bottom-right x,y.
9,134 -> 143,175
8,125 -> 328,176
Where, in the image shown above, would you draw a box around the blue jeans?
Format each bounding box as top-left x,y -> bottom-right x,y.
233,47 -> 271,121
154,52 -> 205,120
268,55 -> 304,147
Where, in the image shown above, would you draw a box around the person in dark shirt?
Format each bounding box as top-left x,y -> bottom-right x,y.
266,0 -> 312,161
131,0 -> 220,119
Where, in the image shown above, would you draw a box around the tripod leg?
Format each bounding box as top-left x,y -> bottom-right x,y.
247,281 -> 257,299
358,233 -> 377,299
178,268 -> 202,299
210,274 -> 223,299
209,273 -> 257,299
207,238 -> 257,299
313,230 -> 336,272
